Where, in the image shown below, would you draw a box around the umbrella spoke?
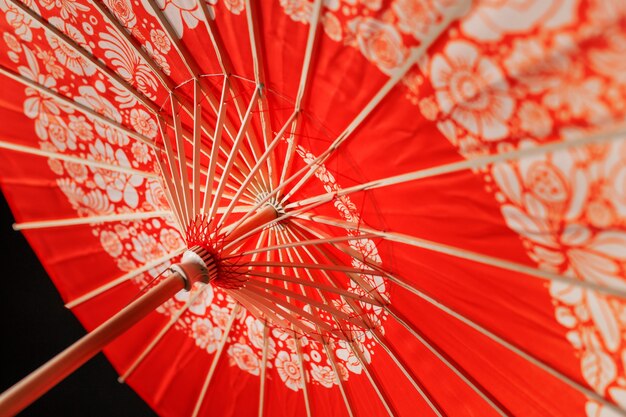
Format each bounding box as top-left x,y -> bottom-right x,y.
225,231 -> 379,255
0,65 -> 153,146
192,80 -> 202,218
0,138 -> 158,178
279,2 -> 468,205
244,260 -> 384,278
322,341 -> 356,417
170,94 -> 193,222
12,210 -> 171,231
293,328 -> 312,417
202,76 -> 229,215
208,87 -> 260,225
118,283 -> 212,383
158,116 -> 190,227
348,340 -> 398,417
65,248 -> 184,309
292,214 -> 626,299
286,122 -> 626,212
244,0 -> 276,189
278,0 -> 323,186
221,2 -> 467,240
244,279 -> 364,327
238,287 -> 327,340
258,320 -> 269,417
6,0 -> 158,112
277,227 -> 364,416
245,270 -> 383,308
384,306 -> 512,417
283,226 -> 449,417
191,304 -> 240,417
382,271 -> 626,415
217,111 -> 298,229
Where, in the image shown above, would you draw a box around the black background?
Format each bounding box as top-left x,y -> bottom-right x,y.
0,192 -> 157,416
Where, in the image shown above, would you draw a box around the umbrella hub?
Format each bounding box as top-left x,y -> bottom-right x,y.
175,205 -> 279,290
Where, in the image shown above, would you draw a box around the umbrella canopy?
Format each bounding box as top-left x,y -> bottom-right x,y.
1,0 -> 626,416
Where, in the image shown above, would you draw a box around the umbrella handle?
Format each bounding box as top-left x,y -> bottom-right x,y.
0,204 -> 278,416
0,271 -> 187,416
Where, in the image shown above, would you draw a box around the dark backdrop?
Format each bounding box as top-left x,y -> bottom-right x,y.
0,192 -> 157,416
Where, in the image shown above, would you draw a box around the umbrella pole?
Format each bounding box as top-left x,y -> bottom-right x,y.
0,205 -> 278,416
0,272 -> 186,417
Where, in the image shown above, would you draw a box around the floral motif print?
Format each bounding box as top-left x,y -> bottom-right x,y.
430,40 -> 514,141
275,351 -> 304,391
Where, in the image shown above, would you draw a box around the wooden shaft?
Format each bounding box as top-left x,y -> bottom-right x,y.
0,272 -> 186,417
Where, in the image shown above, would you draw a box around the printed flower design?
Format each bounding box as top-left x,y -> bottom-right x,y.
310,363 -> 336,388
392,0 -> 439,40
145,179 -> 170,210
105,0 -> 137,29
76,86 -> 129,146
348,17 -> 406,75
39,0 -> 89,20
130,231 -> 165,263
229,344 -> 260,375
175,284 -> 214,316
279,0 -> 310,22
129,109 -> 157,138
192,318 -> 222,353
100,230 -> 123,257
159,228 -> 183,252
224,0 -> 245,15
430,40 -> 514,141
45,18 -> 96,76
275,351 -> 303,391
150,29 -> 170,54
461,0 -> 578,41
90,140 -> 144,208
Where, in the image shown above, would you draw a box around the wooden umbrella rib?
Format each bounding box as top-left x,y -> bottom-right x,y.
0,65 -> 154,146
192,80 -> 202,218
238,287 -> 327,340
348,340 -> 398,417
202,78 -> 228,215
170,93 -> 193,222
118,283 -> 212,383
258,320 -> 270,417
245,271 -> 383,308
208,87 -> 260,223
293,328 -> 313,417
225,28 -> 466,243
278,0 -> 323,186
280,226 -> 376,417
0,138 -> 157,178
232,233 -> 379,259
7,0 -> 159,113
244,261 -> 385,278
158,116 -> 190,227
285,226 -> 449,417
286,122 -> 626,211
385,307 -> 511,417
295,225 -> 509,416
65,248 -> 185,309
383,271 -> 626,415
13,210 -> 172,231
279,3 -> 466,204
323,342 -> 356,417
191,304 -> 240,417
292,214 -> 626,299
154,153 -> 186,233
216,111 -> 298,229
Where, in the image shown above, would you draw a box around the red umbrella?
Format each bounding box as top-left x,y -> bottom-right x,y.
0,0 -> 625,416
